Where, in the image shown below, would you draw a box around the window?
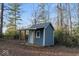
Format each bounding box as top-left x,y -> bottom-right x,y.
36,31 -> 40,38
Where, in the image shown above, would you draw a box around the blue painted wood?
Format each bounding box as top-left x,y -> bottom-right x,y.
34,29 -> 43,46
28,23 -> 54,46
45,24 -> 54,46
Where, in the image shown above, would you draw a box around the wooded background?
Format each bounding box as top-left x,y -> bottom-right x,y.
0,3 -> 79,47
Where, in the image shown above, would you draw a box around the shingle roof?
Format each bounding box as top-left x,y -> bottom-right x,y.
28,22 -> 54,30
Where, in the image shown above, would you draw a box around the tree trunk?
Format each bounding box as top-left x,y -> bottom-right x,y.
0,3 -> 4,38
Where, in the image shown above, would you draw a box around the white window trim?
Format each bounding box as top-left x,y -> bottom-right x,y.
36,30 -> 40,38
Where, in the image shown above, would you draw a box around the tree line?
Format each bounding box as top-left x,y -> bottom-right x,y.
0,3 -> 79,47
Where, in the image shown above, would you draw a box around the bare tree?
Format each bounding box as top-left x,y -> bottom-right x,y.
31,4 -> 37,25
67,4 -> 72,35
56,3 -> 64,30
37,3 -> 49,24
77,4 -> 79,25
32,3 -> 50,24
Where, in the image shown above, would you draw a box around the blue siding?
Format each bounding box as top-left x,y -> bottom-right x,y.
45,24 -> 54,46
34,29 -> 43,46
28,23 -> 54,46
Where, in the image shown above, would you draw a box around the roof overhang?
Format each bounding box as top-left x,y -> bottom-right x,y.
17,28 -> 44,31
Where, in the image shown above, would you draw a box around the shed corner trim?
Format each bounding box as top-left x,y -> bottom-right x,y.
43,28 -> 45,46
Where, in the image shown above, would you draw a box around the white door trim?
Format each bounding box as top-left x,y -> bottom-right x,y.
43,29 -> 45,46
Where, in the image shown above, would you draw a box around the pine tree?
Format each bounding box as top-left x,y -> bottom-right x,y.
6,3 -> 22,37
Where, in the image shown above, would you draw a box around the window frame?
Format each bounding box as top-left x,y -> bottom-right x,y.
36,30 -> 40,38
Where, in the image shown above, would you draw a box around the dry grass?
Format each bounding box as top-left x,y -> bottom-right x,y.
0,39 -> 79,56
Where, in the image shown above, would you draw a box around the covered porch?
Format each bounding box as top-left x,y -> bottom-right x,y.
18,29 -> 29,42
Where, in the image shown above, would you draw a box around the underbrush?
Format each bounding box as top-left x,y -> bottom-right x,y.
55,30 -> 79,47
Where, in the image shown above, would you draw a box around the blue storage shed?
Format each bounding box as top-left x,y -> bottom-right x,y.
27,22 -> 54,46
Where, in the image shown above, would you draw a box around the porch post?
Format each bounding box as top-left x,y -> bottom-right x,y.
33,31 -> 35,44
19,30 -> 21,40
32,31 -> 34,44
24,30 -> 26,40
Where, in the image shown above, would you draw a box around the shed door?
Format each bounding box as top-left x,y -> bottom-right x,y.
30,31 -> 34,44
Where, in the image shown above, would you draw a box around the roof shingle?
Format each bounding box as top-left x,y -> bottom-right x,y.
29,23 -> 54,30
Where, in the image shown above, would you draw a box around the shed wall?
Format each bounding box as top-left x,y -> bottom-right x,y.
34,29 -> 43,46
45,24 -> 54,46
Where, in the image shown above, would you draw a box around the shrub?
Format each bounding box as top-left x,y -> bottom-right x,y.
54,29 -> 79,47
54,29 -> 64,45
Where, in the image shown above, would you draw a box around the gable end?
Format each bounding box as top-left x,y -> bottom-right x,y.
45,23 -> 54,30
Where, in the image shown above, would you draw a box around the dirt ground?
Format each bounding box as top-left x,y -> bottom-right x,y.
0,39 -> 79,56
